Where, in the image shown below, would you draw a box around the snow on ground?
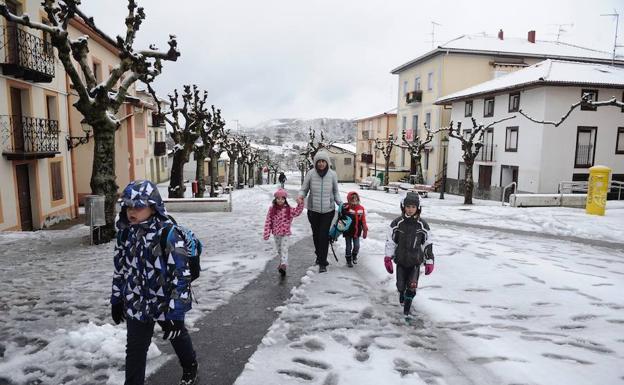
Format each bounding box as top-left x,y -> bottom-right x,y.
0,179 -> 622,385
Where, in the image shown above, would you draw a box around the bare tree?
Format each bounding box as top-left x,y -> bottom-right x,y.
0,0 -> 180,242
518,94 -> 624,126
151,85 -> 208,198
223,133 -> 242,188
246,149 -> 259,187
195,106 -> 226,197
236,136 -> 251,188
300,127 -> 333,169
374,134 -> 399,186
399,128 -> 434,184
442,116 -> 515,204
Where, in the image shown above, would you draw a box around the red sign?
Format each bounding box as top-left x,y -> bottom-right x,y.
405,129 -> 414,141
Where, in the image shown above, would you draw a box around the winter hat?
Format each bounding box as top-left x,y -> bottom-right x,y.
117,180 -> 169,227
346,191 -> 360,202
274,188 -> 288,199
400,192 -> 421,212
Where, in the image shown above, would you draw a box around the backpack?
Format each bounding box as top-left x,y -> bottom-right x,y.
328,204 -> 352,243
118,215 -> 203,281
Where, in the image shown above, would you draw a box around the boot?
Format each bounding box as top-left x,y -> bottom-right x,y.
346,256 -> 353,268
179,361 -> 198,385
352,252 -> 358,265
278,263 -> 287,276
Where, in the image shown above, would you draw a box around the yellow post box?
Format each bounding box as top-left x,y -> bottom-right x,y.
586,165 -> 611,216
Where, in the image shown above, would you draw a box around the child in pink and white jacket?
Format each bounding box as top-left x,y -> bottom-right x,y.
263,188 -> 304,276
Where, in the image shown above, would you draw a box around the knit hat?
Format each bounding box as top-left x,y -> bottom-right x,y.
400,192 -> 421,212
274,188 -> 288,199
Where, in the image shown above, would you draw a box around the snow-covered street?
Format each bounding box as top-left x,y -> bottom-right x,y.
0,179 -> 623,385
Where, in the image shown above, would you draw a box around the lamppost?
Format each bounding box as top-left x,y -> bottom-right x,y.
67,119 -> 92,150
440,136 -> 449,199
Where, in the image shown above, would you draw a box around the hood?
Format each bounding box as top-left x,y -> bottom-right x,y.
346,191 -> 360,203
313,150 -> 331,166
117,180 -> 168,229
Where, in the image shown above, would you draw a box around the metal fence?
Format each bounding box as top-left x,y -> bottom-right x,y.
0,115 -> 60,153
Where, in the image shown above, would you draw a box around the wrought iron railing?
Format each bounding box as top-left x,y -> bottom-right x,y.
0,115 -> 59,153
477,144 -> 496,162
0,25 -> 55,80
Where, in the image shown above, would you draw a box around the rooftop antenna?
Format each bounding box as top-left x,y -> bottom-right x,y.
601,10 -> 620,65
427,21 -> 441,49
553,23 -> 574,42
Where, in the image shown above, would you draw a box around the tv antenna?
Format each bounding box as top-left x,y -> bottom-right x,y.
427,21 -> 441,49
552,23 -> 574,42
601,10 -> 621,65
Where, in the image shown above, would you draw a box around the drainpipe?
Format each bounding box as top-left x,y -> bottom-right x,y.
65,74 -> 79,218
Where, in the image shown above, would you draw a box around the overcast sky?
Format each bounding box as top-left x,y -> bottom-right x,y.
80,0 -> 622,128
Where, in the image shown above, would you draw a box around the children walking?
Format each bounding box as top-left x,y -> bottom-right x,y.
341,191 -> 368,267
384,192 -> 435,317
263,188 -> 304,276
111,180 -> 199,385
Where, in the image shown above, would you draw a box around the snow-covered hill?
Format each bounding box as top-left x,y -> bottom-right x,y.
242,118 -> 356,144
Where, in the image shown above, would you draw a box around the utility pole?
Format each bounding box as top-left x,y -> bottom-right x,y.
601,10 -> 620,66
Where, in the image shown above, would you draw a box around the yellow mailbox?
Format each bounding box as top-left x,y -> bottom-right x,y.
586,165 -> 611,216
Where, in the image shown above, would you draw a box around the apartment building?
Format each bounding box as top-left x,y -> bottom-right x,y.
354,111 -> 402,182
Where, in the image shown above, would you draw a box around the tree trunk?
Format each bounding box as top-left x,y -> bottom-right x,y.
210,154 -> 219,196
169,148 -> 189,198
464,158 -> 474,205
228,155 -> 236,187
195,150 -> 206,198
384,156 -> 391,186
237,161 -> 244,188
247,163 -> 255,187
413,154 -> 424,184
89,117 -> 118,244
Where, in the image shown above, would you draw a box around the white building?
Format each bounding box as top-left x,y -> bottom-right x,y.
327,143 -> 356,182
435,59 -> 624,200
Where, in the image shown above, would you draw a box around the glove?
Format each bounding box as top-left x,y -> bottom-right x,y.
362,227 -> 368,239
111,303 -> 125,324
384,256 -> 394,274
157,320 -> 185,340
425,262 -> 434,275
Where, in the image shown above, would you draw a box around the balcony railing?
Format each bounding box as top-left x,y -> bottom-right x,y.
151,112 -> 165,127
0,25 -> 55,83
360,153 -> 373,164
154,141 -> 167,156
1,115 -> 60,159
476,144 -> 496,162
405,90 -> 423,104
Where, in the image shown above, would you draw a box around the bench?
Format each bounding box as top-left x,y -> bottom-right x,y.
359,182 -> 372,190
383,182 -> 401,194
410,184 -> 433,198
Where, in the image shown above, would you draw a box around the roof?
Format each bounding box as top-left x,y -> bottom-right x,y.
391,34 -> 623,74
330,143 -> 356,154
354,108 -> 397,122
436,59 -> 624,104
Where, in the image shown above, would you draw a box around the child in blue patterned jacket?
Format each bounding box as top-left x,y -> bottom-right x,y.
111,180 -> 198,385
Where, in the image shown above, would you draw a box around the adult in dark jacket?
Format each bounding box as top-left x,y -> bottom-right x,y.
297,151 -> 342,272
278,172 -> 287,188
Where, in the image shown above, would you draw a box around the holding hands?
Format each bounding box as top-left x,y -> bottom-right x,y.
296,195 -> 304,205
384,256 -> 394,274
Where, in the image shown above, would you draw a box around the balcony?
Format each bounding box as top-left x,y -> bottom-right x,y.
154,141 -> 167,156
476,144 -> 496,162
1,115 -> 60,160
360,153 -> 373,164
405,90 -> 423,104
151,112 -> 165,127
0,26 -> 55,83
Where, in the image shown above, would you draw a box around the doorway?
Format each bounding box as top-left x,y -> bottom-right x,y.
15,164 -> 34,231
10,87 -> 25,151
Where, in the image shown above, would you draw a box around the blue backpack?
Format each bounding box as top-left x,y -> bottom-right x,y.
328,204 -> 352,243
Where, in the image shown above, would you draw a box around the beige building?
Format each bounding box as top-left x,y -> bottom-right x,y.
0,1 -> 151,231
136,89 -> 169,184
391,30 -> 624,186
327,143 -> 356,182
354,111 -> 408,182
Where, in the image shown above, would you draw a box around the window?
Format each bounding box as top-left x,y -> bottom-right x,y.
92,60 -> 102,83
484,98 -> 495,117
403,80 -> 408,95
412,115 -> 418,131
45,95 -> 58,121
415,77 -> 421,91
574,126 -> 597,168
401,149 -> 405,167
377,118 -> 381,133
50,161 -> 64,201
505,126 -> 518,151
424,150 -> 429,170
427,72 -> 433,90
616,127 -> 624,154
458,162 -> 466,180
580,89 -> 598,111
425,112 -> 431,130
465,100 -> 473,117
463,129 -> 472,140
402,116 -> 407,130
344,157 -> 352,165
508,92 -> 520,112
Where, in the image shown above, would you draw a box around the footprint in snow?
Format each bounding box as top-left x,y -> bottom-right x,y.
292,357 -> 331,370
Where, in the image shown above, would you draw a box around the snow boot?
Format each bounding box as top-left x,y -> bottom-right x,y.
179,361 -> 198,385
352,252 -> 358,265
278,264 -> 287,276
319,265 -> 327,273
403,288 -> 416,316
399,291 -> 404,305
346,256 -> 353,268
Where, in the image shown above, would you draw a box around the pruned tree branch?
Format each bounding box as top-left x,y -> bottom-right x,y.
518,94 -> 624,127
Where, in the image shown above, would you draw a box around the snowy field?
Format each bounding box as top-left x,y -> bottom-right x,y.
0,177 -> 622,384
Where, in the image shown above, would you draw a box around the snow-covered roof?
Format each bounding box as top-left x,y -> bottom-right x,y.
436,59 -> 624,104
391,34 -> 623,74
330,143 -> 356,154
354,108 -> 397,122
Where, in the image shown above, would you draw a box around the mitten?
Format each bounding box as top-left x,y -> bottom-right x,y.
384,256 -> 394,274
362,227 -> 368,239
425,262 -> 434,275
157,320 -> 185,340
111,303 -> 125,324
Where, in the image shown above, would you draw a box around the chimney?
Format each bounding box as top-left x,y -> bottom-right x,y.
498,29 -> 504,40
528,30 -> 536,43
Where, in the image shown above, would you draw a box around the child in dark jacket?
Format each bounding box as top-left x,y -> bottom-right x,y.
341,191 -> 368,267
263,188 -> 304,276
111,180 -> 198,385
384,192 -> 435,317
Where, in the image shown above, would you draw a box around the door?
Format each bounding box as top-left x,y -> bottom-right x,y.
10,87 -> 24,151
15,164 -> 33,231
478,165 -> 493,189
6,1 -> 20,65
500,165 -> 519,202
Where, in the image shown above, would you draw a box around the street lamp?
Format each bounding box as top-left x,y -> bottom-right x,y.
67,119 -> 92,150
439,136 -> 449,199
